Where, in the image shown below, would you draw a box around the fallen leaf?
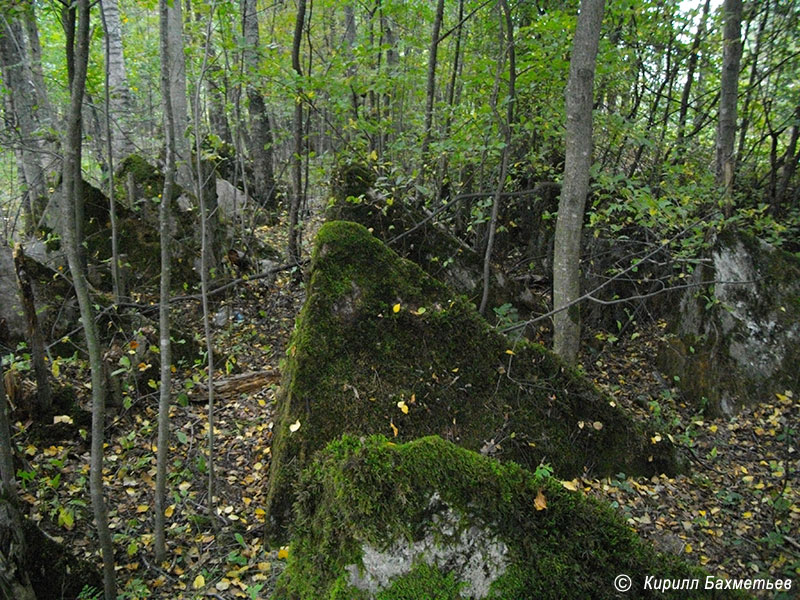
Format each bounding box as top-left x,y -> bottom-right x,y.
561,479 -> 579,492
393,303 -> 401,313
289,419 -> 301,433
193,574 -> 205,589
534,489 -> 547,511
397,400 -> 409,414
277,547 -> 289,560
390,421 -> 398,437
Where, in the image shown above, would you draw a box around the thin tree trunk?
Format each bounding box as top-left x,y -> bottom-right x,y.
552,0 -> 605,364
419,0 -> 445,173
735,1 -> 768,167
715,0 -> 743,211
13,245 -> 51,414
242,0 -> 276,207
154,0 -> 176,565
674,0 -> 711,162
288,0 -> 307,263
479,0 -> 515,316
99,3 -> 122,305
60,2 -> 116,597
193,5 -> 219,529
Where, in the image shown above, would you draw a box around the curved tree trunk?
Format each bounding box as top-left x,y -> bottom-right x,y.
60,2 -> 117,597
552,0 -> 605,364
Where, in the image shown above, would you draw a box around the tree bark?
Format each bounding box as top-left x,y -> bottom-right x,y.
288,0 -> 307,263
419,0 -> 445,171
0,352 -> 36,600
715,0 -> 743,210
154,0 -> 176,566
479,0 -> 515,316
13,245 -> 51,414
167,0 -> 193,188
0,16 -> 47,233
100,0 -> 135,161
552,0 -> 605,364
60,2 -> 116,597
242,0 -> 276,207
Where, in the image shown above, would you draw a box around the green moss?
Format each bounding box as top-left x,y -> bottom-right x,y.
264,222 -> 676,539
274,435 -> 727,600
376,563 -> 464,600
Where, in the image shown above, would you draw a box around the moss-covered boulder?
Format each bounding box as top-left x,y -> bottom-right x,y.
264,222 -> 675,537
658,230 -> 800,415
275,435 -> 719,599
326,165 -> 521,311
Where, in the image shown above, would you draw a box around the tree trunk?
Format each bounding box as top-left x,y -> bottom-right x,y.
100,0 -> 135,161
12,245 -> 51,414
154,0 -> 176,565
419,0 -> 445,174
552,0 -> 605,364
674,0 -> 711,162
0,352 -> 36,600
0,16 -> 46,233
479,0 -> 515,316
167,1 -> 193,189
60,2 -> 116,597
715,0 -> 743,210
288,0 -> 307,263
242,0 -> 276,207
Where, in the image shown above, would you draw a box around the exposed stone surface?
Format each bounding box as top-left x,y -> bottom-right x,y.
659,230 -> 800,415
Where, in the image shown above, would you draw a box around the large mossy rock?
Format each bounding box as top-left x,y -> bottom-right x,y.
264,222 -> 675,537
326,165 -> 517,310
658,230 -> 800,415
274,435 -> 718,600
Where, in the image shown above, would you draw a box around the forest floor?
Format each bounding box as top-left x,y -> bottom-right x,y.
10,213 -> 800,599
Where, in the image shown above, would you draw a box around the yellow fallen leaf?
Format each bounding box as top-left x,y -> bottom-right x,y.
289,419 -> 301,433
534,489 -> 547,511
193,574 -> 205,589
561,479 -> 579,492
390,421 -> 398,437
397,400 -> 409,414
393,303 -> 401,313
592,421 -> 603,430
505,349 -> 515,355
164,505 -> 175,518
216,579 -> 231,591
53,415 -> 74,425
684,544 -> 693,554
136,504 -> 149,513
277,547 -> 289,560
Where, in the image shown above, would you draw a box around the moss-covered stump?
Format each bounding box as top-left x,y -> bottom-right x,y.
264,222 -> 675,537
658,230 -> 800,415
274,435 -> 719,600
